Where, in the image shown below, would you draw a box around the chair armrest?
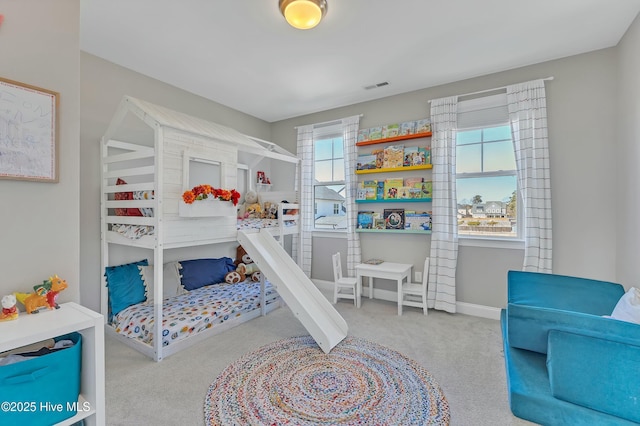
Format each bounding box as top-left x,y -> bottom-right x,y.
547,330 -> 640,424
507,303 -> 640,354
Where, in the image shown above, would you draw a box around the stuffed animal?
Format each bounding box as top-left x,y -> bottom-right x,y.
246,203 -> 262,219
235,245 -> 261,282
224,245 -> 262,283
238,190 -> 259,219
224,269 -> 245,284
0,294 -> 18,321
262,201 -> 277,219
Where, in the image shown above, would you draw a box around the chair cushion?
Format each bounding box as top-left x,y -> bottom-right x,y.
547,330 -> 640,423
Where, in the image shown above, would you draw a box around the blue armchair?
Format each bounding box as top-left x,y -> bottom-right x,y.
501,270 -> 640,425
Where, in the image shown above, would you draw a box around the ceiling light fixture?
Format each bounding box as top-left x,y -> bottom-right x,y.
279,0 -> 327,30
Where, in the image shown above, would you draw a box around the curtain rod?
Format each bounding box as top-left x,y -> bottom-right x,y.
427,76 -> 554,103
294,114 -> 363,130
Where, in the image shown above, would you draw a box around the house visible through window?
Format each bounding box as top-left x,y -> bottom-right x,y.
456,93 -> 520,239
313,131 -> 347,230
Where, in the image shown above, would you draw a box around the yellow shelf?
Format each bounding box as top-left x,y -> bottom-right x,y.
356,164 -> 432,174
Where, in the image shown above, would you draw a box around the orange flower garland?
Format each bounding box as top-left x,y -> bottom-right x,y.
182,185 -> 241,206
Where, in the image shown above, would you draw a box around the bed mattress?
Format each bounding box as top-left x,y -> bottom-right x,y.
111,280 -> 278,347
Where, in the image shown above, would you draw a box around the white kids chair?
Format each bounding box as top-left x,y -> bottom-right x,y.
332,252 -> 360,307
400,257 -> 429,315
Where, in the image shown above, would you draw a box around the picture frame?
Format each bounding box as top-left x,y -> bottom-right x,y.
0,77 -> 59,182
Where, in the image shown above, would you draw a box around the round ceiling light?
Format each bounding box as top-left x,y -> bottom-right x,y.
279,0 -> 328,30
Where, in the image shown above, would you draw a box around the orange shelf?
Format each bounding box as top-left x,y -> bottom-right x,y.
356,131 -> 432,147
355,164 -> 432,174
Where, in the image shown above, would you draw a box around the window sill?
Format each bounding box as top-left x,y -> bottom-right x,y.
458,236 -> 524,250
312,230 -> 347,239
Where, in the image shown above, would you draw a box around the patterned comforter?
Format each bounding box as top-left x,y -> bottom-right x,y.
112,280 -> 279,347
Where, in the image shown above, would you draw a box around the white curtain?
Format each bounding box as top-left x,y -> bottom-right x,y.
295,124 -> 314,276
428,96 -> 459,313
342,116 -> 362,276
507,80 -> 552,273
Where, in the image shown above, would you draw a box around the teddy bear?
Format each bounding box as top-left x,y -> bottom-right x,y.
223,245 -> 262,283
234,245 -> 261,282
238,190 -> 260,219
262,201 -> 277,219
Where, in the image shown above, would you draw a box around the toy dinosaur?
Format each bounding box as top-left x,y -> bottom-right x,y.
15,275 -> 68,314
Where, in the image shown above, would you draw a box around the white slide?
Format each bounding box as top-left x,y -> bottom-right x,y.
238,230 -> 348,353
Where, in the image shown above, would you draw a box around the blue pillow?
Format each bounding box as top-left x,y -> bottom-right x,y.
180,258 -> 235,291
105,259 -> 148,318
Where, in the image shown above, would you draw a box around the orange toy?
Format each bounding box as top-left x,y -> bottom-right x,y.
21,275 -> 68,314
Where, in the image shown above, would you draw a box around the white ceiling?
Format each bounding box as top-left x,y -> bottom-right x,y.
80,0 -> 640,123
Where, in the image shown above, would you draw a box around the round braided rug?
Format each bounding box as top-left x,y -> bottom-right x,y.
204,335 -> 450,425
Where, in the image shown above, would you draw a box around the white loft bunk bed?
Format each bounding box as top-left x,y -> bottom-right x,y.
100,96 -> 300,361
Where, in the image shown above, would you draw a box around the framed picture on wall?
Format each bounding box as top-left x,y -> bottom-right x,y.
0,77 -> 59,182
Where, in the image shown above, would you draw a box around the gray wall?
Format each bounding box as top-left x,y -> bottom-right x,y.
3,3 -> 634,314
80,53 -> 272,312
272,48 -> 620,308
616,14 -> 640,289
0,0 -> 81,303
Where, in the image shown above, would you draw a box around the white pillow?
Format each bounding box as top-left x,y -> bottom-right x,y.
610,287 -> 640,324
138,262 -> 185,301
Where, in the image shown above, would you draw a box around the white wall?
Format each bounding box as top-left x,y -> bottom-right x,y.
616,14 -> 640,289
0,1 -> 80,303
271,48 -> 620,308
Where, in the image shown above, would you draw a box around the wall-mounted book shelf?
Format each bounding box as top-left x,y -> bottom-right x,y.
356,198 -> 432,204
356,131 -> 432,147
356,229 -> 432,234
356,164 -> 432,174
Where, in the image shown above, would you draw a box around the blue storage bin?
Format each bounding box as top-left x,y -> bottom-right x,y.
0,332 -> 82,426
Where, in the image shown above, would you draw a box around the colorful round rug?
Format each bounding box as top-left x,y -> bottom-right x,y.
204,335 -> 450,425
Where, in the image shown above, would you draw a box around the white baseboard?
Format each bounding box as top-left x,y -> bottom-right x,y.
312,279 -> 501,320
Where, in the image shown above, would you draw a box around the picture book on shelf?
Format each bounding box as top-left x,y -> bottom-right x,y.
363,180 -> 379,200
404,177 -> 423,187
414,181 -> 432,198
372,148 -> 384,169
419,147 -> 431,165
357,211 -> 374,229
376,181 -> 385,200
383,178 -> 404,199
357,154 -> 377,170
409,188 -> 423,199
405,211 -> 432,231
374,218 -> 386,230
383,123 -> 400,138
384,208 -> 405,230
369,127 -> 383,140
403,146 -> 419,167
357,128 -> 370,142
415,119 -> 432,134
356,188 -> 367,200
399,121 -> 416,136
398,186 -> 412,199
383,145 -> 404,169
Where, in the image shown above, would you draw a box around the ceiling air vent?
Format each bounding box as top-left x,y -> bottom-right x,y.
364,81 -> 389,90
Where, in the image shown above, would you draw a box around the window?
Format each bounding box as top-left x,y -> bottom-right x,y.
313,131 -> 347,231
456,94 -> 520,239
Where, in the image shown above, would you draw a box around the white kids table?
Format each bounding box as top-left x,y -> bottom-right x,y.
355,262 -> 413,315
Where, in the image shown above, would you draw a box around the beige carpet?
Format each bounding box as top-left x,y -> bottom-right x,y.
105,288 -> 536,425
